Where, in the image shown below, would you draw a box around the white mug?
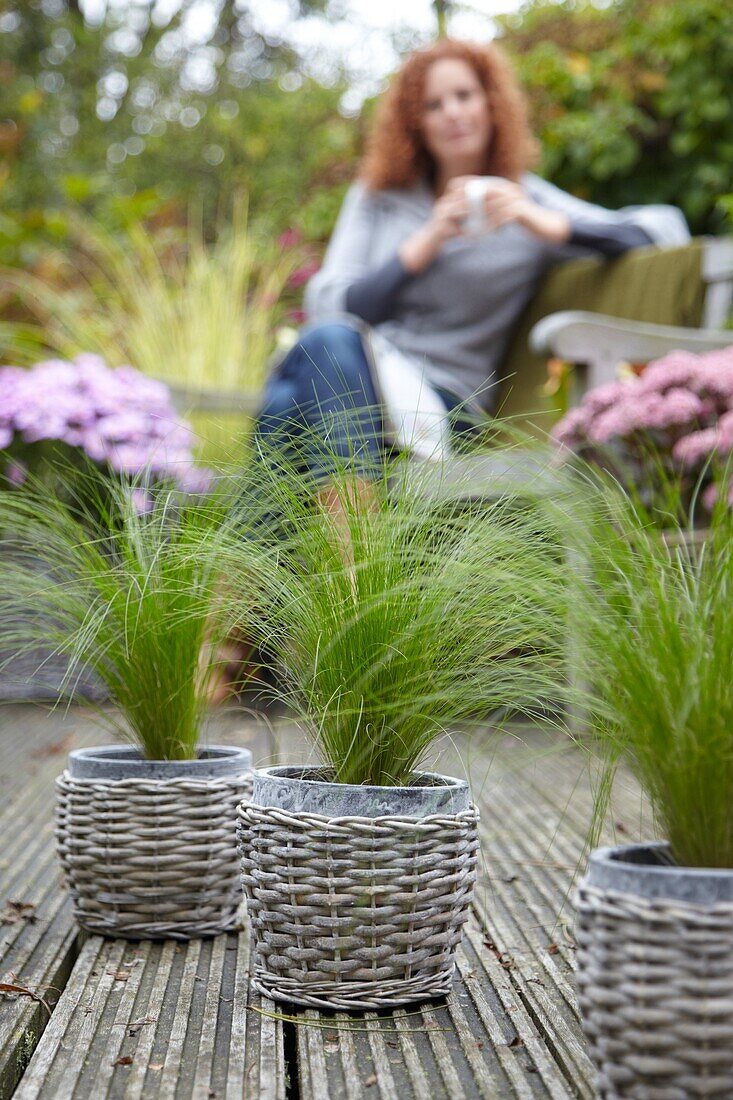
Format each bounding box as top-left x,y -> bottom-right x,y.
463,176 -> 503,236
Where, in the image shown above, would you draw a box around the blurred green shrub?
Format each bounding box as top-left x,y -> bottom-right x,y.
499,0 -> 733,234
0,1 -> 363,267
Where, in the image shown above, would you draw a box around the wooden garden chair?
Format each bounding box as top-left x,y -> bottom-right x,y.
170,237 -> 733,497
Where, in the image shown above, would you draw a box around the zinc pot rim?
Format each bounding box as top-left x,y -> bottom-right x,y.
587,841 -> 733,906
67,744 -> 253,781
250,764 -> 471,818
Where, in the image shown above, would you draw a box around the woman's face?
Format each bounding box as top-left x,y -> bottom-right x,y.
420,58 -> 491,172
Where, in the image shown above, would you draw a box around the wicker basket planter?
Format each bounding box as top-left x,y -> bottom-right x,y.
238,765 -> 480,1010
575,841 -> 733,1098
56,744 -> 253,940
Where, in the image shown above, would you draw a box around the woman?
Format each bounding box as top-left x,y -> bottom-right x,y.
256,37 -> 689,481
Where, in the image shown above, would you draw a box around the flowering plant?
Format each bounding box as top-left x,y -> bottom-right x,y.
0,354 -> 210,510
553,345 -> 733,520
277,225 -> 321,328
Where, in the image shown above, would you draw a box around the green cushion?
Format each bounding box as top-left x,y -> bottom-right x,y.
496,240 -> 706,434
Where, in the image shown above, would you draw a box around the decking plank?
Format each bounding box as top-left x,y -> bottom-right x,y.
120,940 -> 177,1100
469,753 -> 597,1095
3,709 -> 651,1099
0,705 -> 274,1099
453,948 -> 538,1100
0,726 -> 85,1100
11,936 -> 109,1100
466,732 -> 651,1098
13,915 -> 286,1100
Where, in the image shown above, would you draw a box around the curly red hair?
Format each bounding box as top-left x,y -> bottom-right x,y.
361,39 -> 537,191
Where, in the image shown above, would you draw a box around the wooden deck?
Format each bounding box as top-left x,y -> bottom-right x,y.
0,705 -> 651,1099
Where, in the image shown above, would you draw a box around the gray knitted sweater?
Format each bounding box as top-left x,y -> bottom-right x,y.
304,174 -> 689,409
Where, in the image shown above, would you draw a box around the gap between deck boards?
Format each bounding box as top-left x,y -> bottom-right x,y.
1,928 -> 82,1100
282,1018 -> 301,1100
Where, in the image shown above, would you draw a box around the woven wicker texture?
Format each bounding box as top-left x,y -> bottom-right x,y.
56,770 -> 252,939
238,801 -> 480,1010
575,882 -> 733,1098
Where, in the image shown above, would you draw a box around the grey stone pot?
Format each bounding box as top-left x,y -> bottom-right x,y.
576,842 -> 733,1097
57,743 -> 253,939
251,764 -> 471,818
585,840 -> 733,905
68,743 -> 253,781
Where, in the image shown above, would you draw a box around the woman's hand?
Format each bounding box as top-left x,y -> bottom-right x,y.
398,176 -> 572,275
452,176 -> 572,244
399,189 -> 469,274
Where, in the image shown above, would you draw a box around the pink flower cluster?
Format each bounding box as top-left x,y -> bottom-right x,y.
554,346 -> 733,465
553,345 -> 733,514
0,354 -> 210,494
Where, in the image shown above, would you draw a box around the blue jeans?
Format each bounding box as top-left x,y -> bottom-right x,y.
255,321 -> 477,481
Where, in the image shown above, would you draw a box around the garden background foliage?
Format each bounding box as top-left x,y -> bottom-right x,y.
1,0 -> 731,428
502,0 -> 733,236
1,0 -> 731,274
0,0 -> 363,268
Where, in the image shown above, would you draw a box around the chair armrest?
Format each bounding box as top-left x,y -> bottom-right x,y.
166,384 -> 259,414
530,310 -> 732,390
400,447 -> 564,501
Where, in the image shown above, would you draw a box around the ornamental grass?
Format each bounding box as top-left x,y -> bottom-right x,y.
2,200 -> 296,396
0,472 -> 271,760
563,477 -> 733,868
229,443 -> 569,788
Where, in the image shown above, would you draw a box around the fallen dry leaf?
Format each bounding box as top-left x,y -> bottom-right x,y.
0,981 -> 51,1016
483,939 -> 515,969
364,1075 -> 377,1087
32,734 -> 73,759
1,900 -> 37,926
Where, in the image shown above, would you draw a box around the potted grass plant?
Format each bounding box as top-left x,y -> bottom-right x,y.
0,353 -> 210,699
566,484 -> 733,1095
234,456 -> 567,1010
0,475 -> 257,939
